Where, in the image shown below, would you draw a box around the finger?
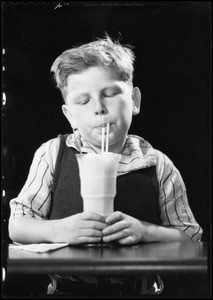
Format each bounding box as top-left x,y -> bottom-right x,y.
80,220 -> 108,231
78,236 -> 102,244
80,211 -> 106,222
117,236 -> 135,245
102,228 -> 129,243
102,219 -> 128,236
81,228 -> 103,237
105,211 -> 125,225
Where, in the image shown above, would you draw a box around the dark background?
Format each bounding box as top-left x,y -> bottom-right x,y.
1,2 -> 212,297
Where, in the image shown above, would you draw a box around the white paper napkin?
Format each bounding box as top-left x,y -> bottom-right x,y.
9,242 -> 68,253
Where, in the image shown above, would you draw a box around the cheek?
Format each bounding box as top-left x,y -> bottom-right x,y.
72,107 -> 87,124
116,101 -> 133,122
74,112 -> 93,135
75,116 -> 88,129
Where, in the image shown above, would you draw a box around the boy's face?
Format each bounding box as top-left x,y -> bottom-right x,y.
62,66 -> 140,153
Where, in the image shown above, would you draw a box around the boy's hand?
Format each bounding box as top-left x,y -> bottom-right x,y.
55,212 -> 107,245
102,211 -> 144,245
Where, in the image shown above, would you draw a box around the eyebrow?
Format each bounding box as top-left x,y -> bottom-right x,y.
102,86 -> 122,93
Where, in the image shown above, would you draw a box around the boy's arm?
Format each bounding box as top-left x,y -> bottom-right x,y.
8,137 -> 107,245
9,217 -> 57,244
8,138 -> 60,244
102,211 -> 190,244
8,138 -> 59,223
9,212 -> 106,245
139,221 -> 191,242
157,151 -> 203,242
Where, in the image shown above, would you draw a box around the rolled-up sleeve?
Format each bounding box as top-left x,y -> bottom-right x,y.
156,150 -> 203,242
9,138 -> 59,221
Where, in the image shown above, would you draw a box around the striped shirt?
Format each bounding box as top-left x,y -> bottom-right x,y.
9,132 -> 203,242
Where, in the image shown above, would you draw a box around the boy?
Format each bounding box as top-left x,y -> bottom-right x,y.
9,35 -> 202,296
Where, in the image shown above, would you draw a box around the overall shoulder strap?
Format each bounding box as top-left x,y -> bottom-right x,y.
52,134 -> 69,195
49,134 -> 82,220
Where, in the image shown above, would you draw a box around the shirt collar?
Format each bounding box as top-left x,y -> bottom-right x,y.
66,130 -> 156,175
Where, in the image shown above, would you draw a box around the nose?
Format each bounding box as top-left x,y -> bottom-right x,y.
94,99 -> 106,115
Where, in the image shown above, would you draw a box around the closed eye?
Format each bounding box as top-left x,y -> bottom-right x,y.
76,98 -> 90,105
103,88 -> 121,98
104,93 -> 117,98
81,99 -> 90,104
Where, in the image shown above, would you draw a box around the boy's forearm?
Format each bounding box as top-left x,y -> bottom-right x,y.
8,216 -> 191,245
9,217 -> 59,244
142,222 -> 191,243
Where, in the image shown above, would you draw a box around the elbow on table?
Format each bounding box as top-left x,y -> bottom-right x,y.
8,219 -> 22,243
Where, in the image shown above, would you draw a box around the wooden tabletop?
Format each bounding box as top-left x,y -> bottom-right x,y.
7,241 -> 208,276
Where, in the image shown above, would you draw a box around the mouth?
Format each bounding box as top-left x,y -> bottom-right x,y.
96,123 -> 112,135
99,123 -> 108,128
96,123 -> 111,129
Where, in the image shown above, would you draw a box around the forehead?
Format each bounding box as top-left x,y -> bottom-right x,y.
67,66 -> 129,92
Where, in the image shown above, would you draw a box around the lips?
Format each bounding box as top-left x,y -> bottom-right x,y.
97,123 -> 109,128
100,123 -> 108,128
96,123 -> 112,134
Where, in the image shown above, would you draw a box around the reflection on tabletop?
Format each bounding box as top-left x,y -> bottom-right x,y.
9,240 -> 206,260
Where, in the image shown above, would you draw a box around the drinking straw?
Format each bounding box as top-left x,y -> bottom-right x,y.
105,122 -> 109,152
101,127 -> 105,153
101,123 -> 110,153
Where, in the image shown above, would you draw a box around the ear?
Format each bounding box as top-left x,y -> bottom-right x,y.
62,104 -> 78,130
132,87 -> 141,115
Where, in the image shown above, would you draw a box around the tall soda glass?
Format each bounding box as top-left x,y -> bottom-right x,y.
76,153 -> 121,216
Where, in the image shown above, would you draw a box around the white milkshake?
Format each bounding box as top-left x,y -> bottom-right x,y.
76,152 -> 121,215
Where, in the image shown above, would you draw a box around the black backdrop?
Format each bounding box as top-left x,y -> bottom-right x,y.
2,2 -> 211,241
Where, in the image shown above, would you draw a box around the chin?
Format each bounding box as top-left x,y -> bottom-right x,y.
87,137 -> 102,148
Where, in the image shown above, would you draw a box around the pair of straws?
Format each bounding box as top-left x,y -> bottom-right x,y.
101,123 -> 110,153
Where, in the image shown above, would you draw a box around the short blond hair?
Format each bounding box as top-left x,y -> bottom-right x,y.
50,34 -> 135,91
